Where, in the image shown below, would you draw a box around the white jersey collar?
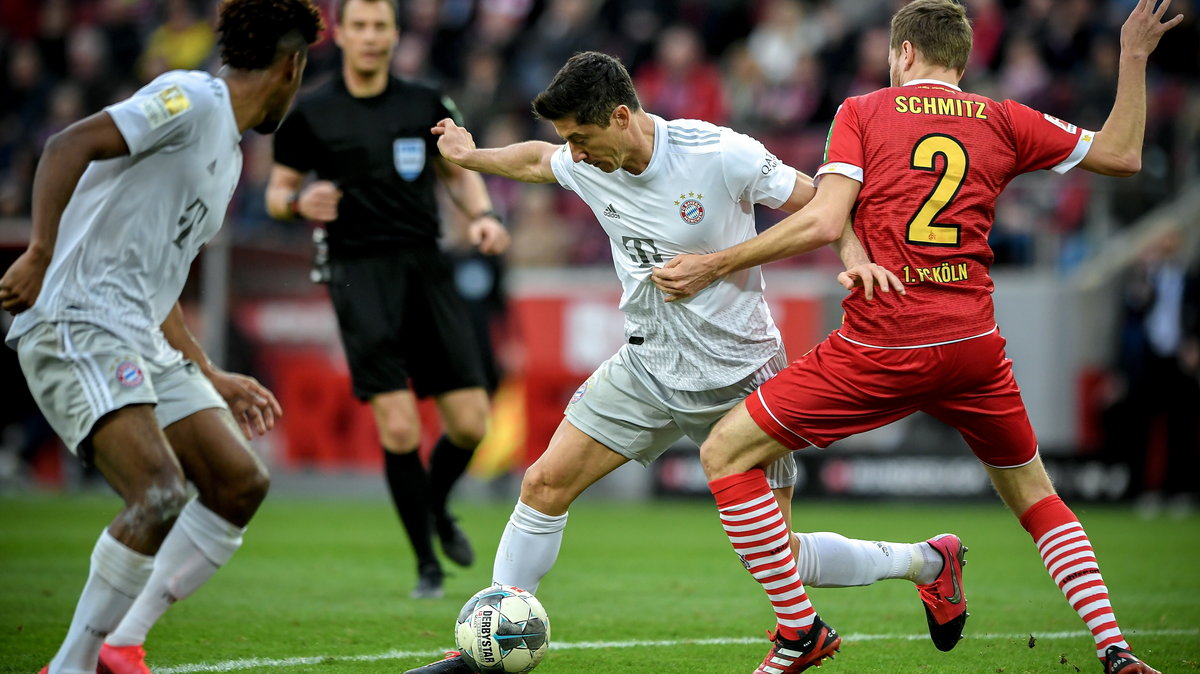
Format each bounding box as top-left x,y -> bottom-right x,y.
626,114 -> 667,182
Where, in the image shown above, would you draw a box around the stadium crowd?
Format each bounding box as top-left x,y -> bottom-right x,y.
1,0 -> 1197,269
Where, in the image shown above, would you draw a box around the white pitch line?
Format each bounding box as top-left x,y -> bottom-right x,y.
154,628 -> 1199,673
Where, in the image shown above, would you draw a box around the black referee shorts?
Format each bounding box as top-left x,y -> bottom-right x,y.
327,248 -> 488,401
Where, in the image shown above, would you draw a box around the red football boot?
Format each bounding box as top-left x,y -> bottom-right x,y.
403,650 -> 473,674
916,533 -> 969,652
97,643 -> 151,674
754,616 -> 842,674
1104,645 -> 1161,674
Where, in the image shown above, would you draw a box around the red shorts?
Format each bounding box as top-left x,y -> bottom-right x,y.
746,328 -> 1038,468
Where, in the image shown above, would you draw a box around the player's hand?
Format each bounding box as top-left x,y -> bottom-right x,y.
432,118 -> 476,165
470,216 -> 510,255
1121,0 -> 1184,59
206,368 -> 283,439
298,181 -> 341,223
651,254 -> 721,302
0,247 -> 52,315
837,263 -> 906,301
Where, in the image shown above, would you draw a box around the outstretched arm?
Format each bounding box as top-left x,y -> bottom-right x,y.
0,111 -> 129,314
651,174 -> 861,301
432,118 -> 558,184
1078,0 -> 1183,176
162,303 -> 282,439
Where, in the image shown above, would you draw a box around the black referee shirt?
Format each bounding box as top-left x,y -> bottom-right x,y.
273,74 -> 461,257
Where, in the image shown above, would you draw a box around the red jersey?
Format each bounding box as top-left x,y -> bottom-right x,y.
819,79 -> 1092,347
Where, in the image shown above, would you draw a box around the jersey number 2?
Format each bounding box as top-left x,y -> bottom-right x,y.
905,134 -> 967,247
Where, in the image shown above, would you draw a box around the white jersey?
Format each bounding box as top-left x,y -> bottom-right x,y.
550,115 -> 798,390
7,71 -> 243,363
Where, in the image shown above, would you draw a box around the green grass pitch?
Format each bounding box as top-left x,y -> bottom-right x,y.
2,494 -> 1197,673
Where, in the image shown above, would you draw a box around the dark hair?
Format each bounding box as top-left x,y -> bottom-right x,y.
336,0 -> 399,24
532,51 -> 640,127
217,0 -> 324,70
890,0 -> 972,74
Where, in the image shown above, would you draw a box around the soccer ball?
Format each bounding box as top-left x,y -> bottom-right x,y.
454,584 -> 550,673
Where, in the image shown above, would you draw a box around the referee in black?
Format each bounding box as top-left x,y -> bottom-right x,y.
266,0 -> 509,599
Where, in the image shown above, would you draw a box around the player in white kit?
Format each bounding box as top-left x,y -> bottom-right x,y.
0,2 -> 323,673
407,52 -> 957,674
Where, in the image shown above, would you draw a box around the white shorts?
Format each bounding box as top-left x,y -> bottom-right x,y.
16,321 -> 227,455
564,344 -> 797,489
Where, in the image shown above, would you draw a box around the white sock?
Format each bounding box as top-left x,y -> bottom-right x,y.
793,532 -> 935,587
106,500 -> 244,648
491,501 -> 567,594
48,530 -> 153,674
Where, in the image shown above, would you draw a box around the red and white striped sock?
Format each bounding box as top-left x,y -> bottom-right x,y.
1019,494 -> 1128,662
711,469 -> 814,641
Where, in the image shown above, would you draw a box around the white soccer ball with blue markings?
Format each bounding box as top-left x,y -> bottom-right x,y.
454,584 -> 550,673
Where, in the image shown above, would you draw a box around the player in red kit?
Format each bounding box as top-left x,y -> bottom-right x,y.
652,0 -> 1182,672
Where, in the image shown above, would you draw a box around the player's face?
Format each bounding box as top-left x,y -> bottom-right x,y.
257,52 -> 308,134
551,115 -> 623,173
336,0 -> 399,76
888,47 -> 900,86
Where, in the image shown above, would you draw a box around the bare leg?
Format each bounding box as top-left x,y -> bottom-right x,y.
492,419 -> 629,592
106,407 -> 267,649
49,405 -> 188,673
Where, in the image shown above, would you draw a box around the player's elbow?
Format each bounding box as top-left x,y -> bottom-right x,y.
1085,142 -> 1141,177
813,218 -> 844,247
1108,152 -> 1141,177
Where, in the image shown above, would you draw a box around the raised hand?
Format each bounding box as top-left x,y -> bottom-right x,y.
1122,0 -> 1184,59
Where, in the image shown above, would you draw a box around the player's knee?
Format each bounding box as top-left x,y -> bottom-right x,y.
445,419 -> 487,449
228,463 -> 271,517
377,420 -> 421,451
443,401 -> 490,448
121,475 -> 190,532
198,461 -> 270,526
698,439 -> 738,481
518,465 -> 572,513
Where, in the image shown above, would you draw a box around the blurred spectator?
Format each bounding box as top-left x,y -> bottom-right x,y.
137,0 -> 215,82
634,24 -> 726,123
451,48 -> 508,130
510,0 -> 604,105
506,185 -> 576,268
96,0 -> 151,76
997,36 -> 1052,109
745,0 -> 820,86
1107,227 -> 1200,514
67,25 -> 122,114
964,0 -> 1006,72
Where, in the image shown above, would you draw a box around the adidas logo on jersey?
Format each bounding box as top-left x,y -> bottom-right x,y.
603,204 -> 621,219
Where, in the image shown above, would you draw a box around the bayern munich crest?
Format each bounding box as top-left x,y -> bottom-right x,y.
679,198 -> 705,225
569,380 -> 589,404
116,361 -> 144,387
